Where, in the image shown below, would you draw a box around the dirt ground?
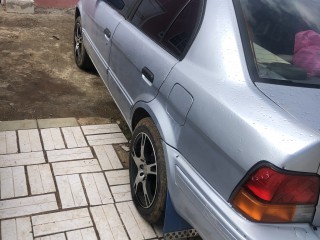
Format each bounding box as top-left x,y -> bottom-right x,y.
0,6 -> 130,136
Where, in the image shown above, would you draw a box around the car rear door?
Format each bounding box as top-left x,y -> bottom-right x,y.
108,0 -> 192,120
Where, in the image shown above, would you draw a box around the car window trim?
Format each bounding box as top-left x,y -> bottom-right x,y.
127,0 -> 189,30
103,0 -> 140,19
126,0 -> 142,19
163,1 -> 191,43
232,0 -> 260,82
127,0 -> 142,20
127,0 -> 206,61
169,0 -> 206,60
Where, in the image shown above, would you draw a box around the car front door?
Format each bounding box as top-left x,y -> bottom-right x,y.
108,0 -> 192,121
83,0 -> 134,83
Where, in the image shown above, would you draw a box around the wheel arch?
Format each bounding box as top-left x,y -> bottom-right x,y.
131,107 -> 151,131
75,0 -> 83,19
130,99 -> 179,148
75,7 -> 80,19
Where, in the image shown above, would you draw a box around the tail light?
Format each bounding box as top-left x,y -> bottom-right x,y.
231,164 -> 320,223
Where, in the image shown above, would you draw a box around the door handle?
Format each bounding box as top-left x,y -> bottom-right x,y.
104,28 -> 111,40
142,67 -> 154,83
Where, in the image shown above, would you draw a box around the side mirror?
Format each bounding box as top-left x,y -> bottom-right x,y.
104,0 -> 125,10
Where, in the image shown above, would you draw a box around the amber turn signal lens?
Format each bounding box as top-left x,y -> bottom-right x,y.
233,188 -> 297,222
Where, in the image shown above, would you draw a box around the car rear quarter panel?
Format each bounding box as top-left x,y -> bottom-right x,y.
159,0 -> 320,200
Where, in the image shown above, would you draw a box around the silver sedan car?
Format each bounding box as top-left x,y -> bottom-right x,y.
74,0 -> 320,239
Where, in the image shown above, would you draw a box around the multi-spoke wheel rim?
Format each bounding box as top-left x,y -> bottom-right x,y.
131,132 -> 157,208
74,21 -> 83,62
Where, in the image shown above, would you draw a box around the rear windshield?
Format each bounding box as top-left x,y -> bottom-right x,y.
238,0 -> 320,87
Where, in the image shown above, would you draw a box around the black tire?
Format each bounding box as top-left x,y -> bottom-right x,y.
74,16 -> 94,71
129,118 -> 167,224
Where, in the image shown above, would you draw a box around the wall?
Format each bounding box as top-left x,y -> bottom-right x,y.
35,0 -> 78,8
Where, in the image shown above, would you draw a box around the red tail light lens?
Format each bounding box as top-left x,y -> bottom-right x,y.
231,165 -> 320,223
245,167 -> 319,204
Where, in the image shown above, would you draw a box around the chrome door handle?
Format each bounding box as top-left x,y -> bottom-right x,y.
142,67 -> 154,83
104,28 -> 111,40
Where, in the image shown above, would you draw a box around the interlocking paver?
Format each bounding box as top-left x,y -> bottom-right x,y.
1,217 -> 33,240
47,147 -> 93,162
94,145 -> 123,170
35,233 -> 66,240
116,201 -> 157,240
41,128 -> 65,150
66,227 -> 98,240
1,219 -> 17,240
0,166 -> 27,199
18,129 -> 42,153
0,120 -> 37,131
27,164 -> 56,195
0,194 -> 58,219
82,124 -> 121,135
86,133 -> 127,146
52,159 -> 101,176
56,175 -> 87,209
32,208 -> 93,237
111,184 -> 132,202
0,131 -> 18,154
91,205 -> 128,240
105,169 -> 130,186
38,118 -> 78,129
82,173 -> 113,205
0,152 -> 45,168
0,119 -> 164,240
62,127 -> 87,148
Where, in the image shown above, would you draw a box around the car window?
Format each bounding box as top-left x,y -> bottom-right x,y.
132,0 -> 189,45
238,0 -> 320,88
132,0 -> 204,58
106,0 -> 135,16
162,0 -> 204,58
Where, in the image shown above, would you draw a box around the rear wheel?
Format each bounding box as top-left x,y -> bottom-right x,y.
74,16 -> 93,71
129,118 -> 167,224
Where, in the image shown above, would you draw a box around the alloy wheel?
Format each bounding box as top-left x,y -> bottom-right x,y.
74,21 -> 83,62
131,132 -> 158,208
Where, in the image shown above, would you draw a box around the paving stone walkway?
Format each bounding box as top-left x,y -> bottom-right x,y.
0,118 -> 163,240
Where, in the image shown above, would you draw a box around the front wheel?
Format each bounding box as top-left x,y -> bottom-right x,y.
129,118 -> 167,224
74,16 -> 93,71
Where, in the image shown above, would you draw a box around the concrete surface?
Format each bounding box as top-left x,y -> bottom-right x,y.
0,118 -> 163,240
6,0 -> 34,13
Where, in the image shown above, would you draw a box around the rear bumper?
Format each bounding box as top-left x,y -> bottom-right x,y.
163,142 -> 320,240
